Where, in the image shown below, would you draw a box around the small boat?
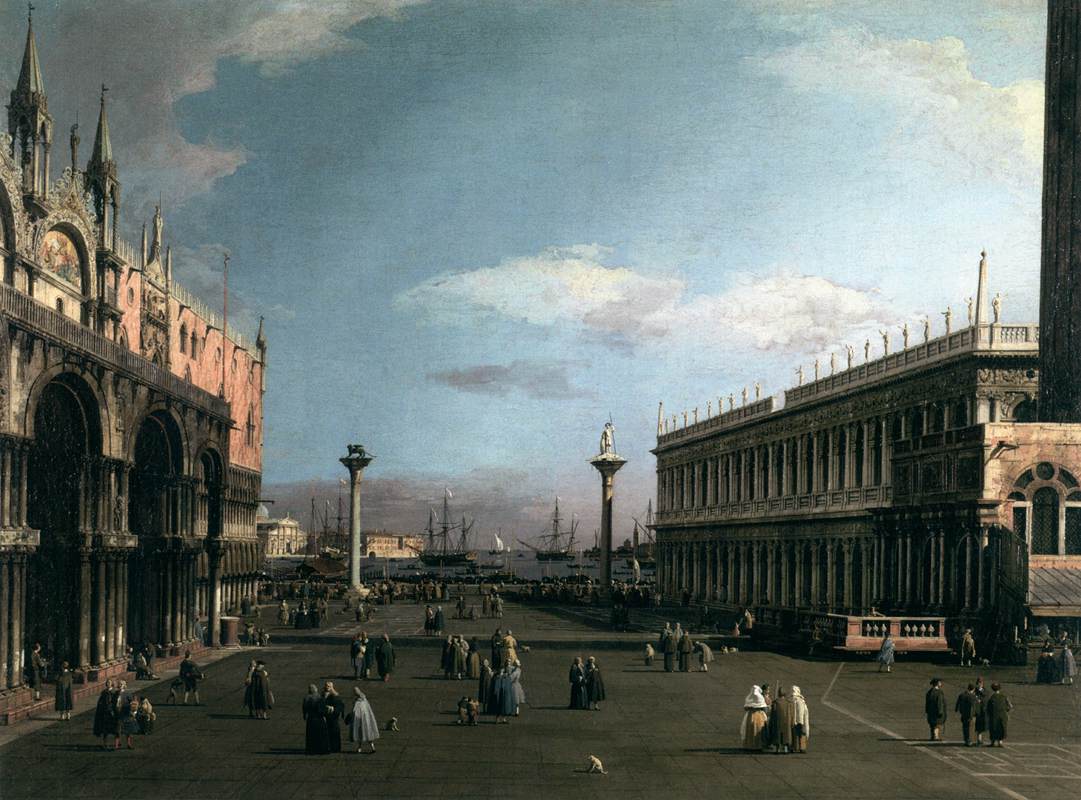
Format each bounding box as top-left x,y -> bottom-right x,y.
489,529 -> 506,556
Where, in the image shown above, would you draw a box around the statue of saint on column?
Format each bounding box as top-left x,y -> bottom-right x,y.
599,421 -> 616,456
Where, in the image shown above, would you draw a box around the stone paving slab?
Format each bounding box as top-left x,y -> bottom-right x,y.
1,601 -> 1078,800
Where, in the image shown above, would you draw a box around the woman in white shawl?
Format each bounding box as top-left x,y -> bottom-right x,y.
740,685 -> 768,750
348,687 -> 380,753
790,685 -> 810,753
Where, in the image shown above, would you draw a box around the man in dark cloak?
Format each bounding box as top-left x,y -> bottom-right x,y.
251,661 -> 273,720
662,630 -> 677,672
984,683 -> 1012,747
302,684 -> 329,754
768,686 -> 793,753
179,651 -> 202,705
322,682 -> 345,752
568,657 -> 588,709
677,631 -> 694,672
955,684 -> 978,746
491,628 -> 503,667
377,634 -> 395,681
479,659 -> 495,714
54,661 -> 74,720
361,632 -> 376,679
93,678 -> 116,749
925,678 -> 947,741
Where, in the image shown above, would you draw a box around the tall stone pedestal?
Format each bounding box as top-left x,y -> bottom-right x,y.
340,444 -> 374,591
590,453 -> 627,591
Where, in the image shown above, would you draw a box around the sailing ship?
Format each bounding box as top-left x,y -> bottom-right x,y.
583,529 -> 601,560
411,489 -> 477,567
628,500 -> 657,568
489,529 -> 506,555
518,498 -> 578,561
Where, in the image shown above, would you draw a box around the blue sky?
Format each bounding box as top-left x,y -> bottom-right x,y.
0,0 -> 1048,534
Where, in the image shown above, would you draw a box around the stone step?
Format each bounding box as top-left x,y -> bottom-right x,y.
0,643 -> 209,726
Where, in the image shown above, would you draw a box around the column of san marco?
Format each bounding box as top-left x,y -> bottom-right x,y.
340,444 -> 374,591
590,421 -> 627,596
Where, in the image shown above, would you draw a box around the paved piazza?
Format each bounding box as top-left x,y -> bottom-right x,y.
1,600 -> 1078,800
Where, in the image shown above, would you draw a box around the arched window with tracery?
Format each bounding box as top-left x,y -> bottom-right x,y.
1010,463 -> 1081,556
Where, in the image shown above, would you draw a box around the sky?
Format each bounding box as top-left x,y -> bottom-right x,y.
0,0 -> 1048,541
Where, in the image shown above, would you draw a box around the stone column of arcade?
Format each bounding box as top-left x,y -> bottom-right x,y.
340,444 -> 374,591
590,421 -> 626,592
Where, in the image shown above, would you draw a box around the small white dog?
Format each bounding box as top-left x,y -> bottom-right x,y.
587,755 -> 607,775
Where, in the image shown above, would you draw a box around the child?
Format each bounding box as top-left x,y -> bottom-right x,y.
644,642 -> 655,667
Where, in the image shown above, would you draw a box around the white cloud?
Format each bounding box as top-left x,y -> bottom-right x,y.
4,1 -> 427,219
752,28 -> 1044,194
397,245 -> 896,358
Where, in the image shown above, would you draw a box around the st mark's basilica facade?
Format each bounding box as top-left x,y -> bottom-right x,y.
0,14 -> 266,708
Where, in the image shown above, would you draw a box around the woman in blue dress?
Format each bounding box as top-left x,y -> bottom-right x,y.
493,665 -> 516,724
877,633 -> 895,673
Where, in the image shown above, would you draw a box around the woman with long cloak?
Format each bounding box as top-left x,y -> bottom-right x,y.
302,684 -> 329,754
348,687 -> 380,753
973,677 -> 987,745
493,666 -> 517,724
509,660 -> 526,715
377,635 -> 396,681
740,685 -> 769,751
434,606 -> 445,635
585,656 -> 606,711
1059,646 -> 1077,685
568,657 -> 588,710
1036,642 -> 1059,683
479,660 -> 496,715
877,634 -> 895,673
790,685 -> 810,753
322,682 -> 345,752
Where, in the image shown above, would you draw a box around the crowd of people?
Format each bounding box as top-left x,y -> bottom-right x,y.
92,678 -> 156,750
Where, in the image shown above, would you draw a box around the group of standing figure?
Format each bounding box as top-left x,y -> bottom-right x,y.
927,677 -> 1012,747
741,684 -> 810,754
568,656 -> 606,710
1036,641 -> 1077,685
656,623 -> 714,673
92,678 -> 156,750
471,657 -> 526,724
348,632 -> 396,681
302,682 -> 380,754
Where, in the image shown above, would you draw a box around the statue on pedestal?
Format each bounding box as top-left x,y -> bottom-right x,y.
923,317 -> 931,342
754,382 -> 761,400
879,329 -> 890,355
992,293 -> 1002,323
741,387 -> 748,407
707,400 -> 712,418
942,306 -> 953,336
795,365 -> 804,386
965,297 -> 974,327
693,407 -> 698,424
846,344 -> 854,369
813,358 -> 820,380
599,421 -> 616,455
864,339 -> 871,362
728,394 -> 734,411
901,322 -> 909,349
829,353 -> 836,375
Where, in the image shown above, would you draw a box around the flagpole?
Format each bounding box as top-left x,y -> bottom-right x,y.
221,252 -> 229,400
